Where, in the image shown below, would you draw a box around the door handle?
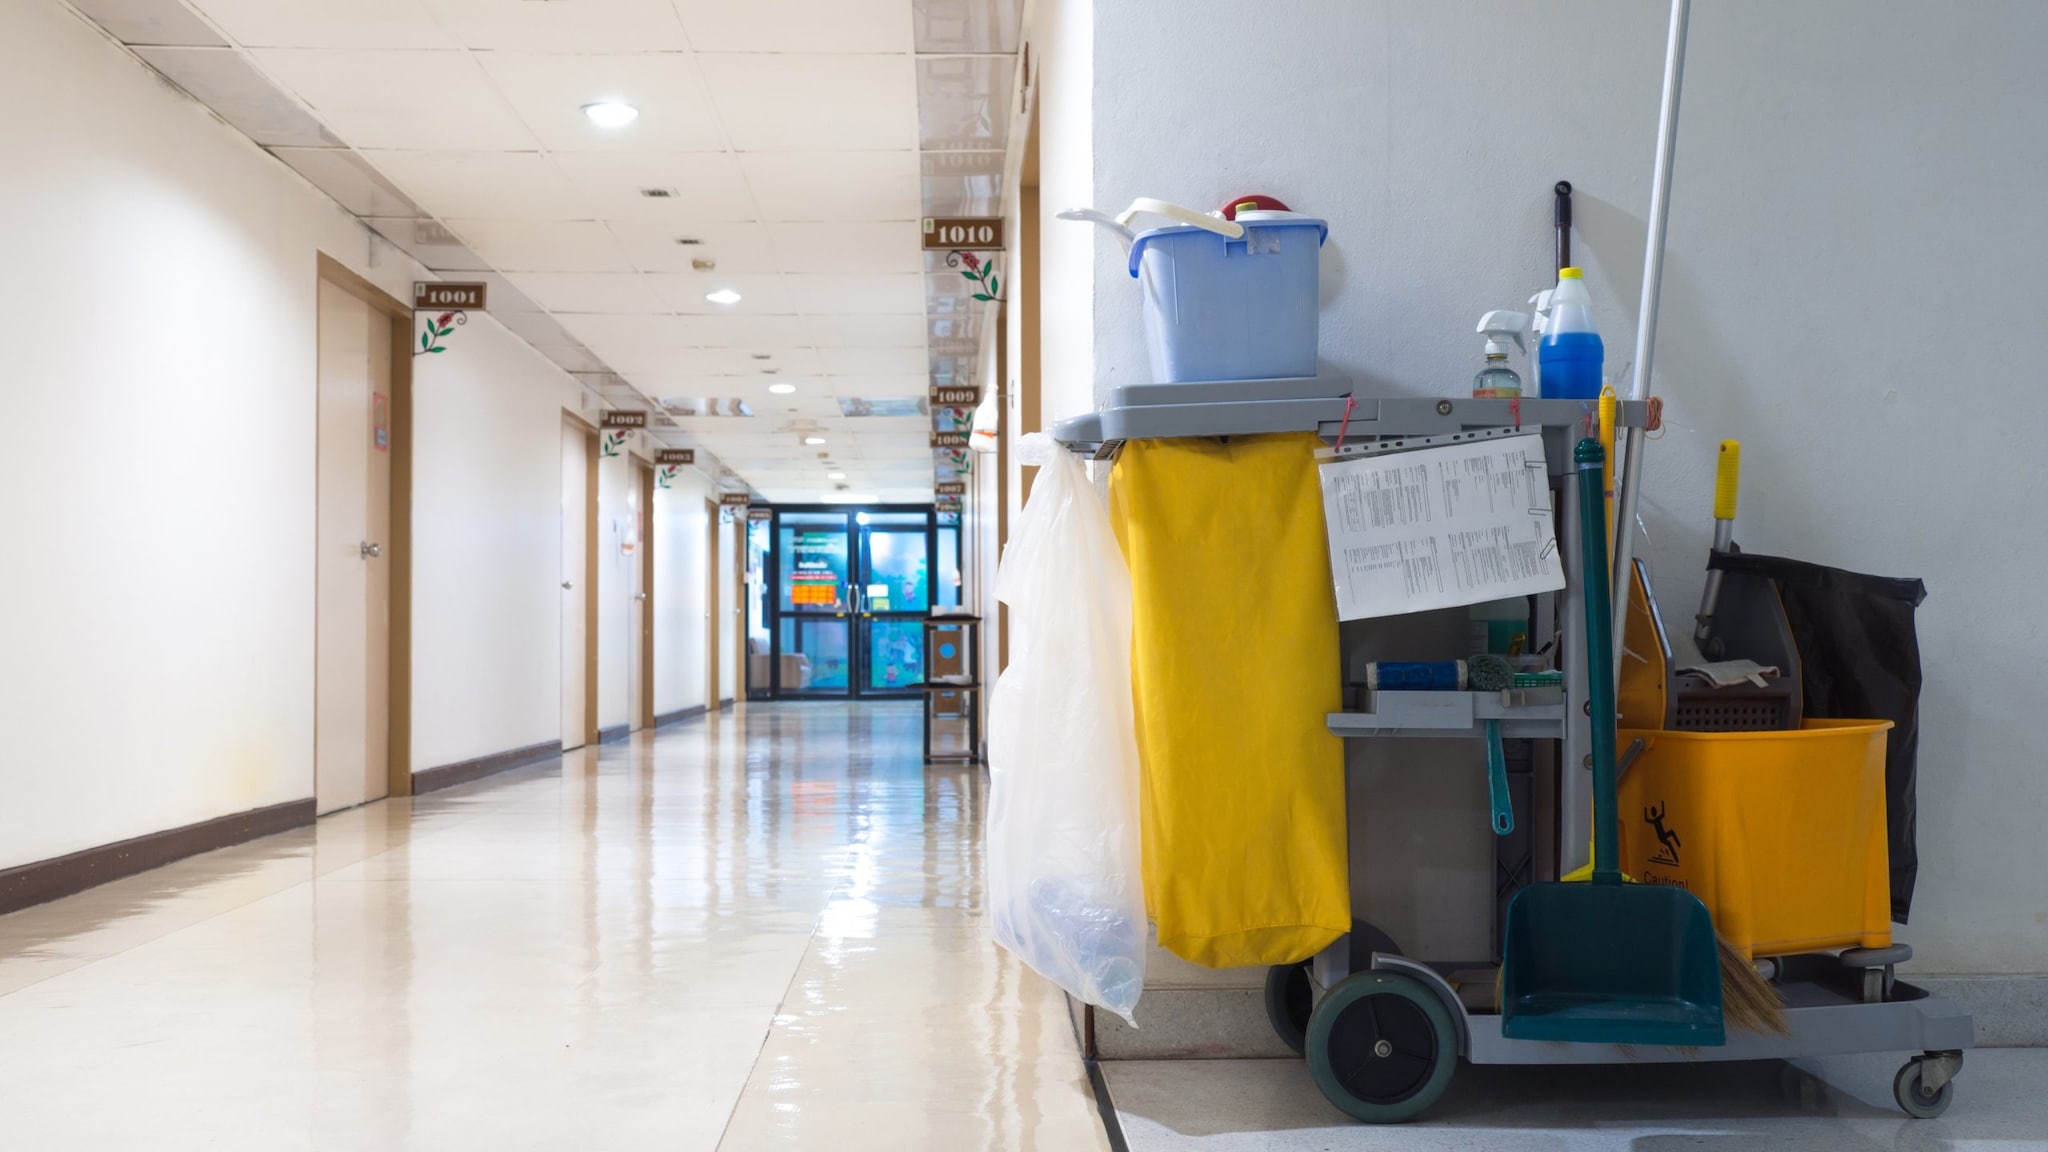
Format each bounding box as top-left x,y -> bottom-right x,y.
562,581 -> 574,590
360,542 -> 383,559
634,592 -> 648,601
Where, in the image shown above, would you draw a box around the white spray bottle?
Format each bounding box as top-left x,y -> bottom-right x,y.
1474,310 -> 1531,398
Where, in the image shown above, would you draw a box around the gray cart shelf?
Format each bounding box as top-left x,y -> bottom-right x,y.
1052,376 -> 1973,1124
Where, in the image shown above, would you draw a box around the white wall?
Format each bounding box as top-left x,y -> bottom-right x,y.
652,473 -> 712,717
0,0 -> 672,869
0,0 -> 411,867
409,317 -> 584,768
1063,0 -> 2048,976
1030,0 -> 1095,430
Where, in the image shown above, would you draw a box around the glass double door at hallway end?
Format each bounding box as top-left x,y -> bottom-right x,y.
773,510 -> 933,698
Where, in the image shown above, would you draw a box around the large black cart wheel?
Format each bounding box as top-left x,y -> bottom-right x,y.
1263,963 -> 1313,1055
1304,971 -> 1458,1123
1893,1057 -> 1955,1119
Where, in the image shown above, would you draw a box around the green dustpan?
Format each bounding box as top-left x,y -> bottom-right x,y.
1500,440 -> 1725,1048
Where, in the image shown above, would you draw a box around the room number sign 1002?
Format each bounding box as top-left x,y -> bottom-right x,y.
922,217 -> 1004,252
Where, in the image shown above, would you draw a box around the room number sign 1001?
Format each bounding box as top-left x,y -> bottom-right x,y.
922,217 -> 1004,252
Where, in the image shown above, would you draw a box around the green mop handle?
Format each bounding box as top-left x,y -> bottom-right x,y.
1576,438 -> 1622,885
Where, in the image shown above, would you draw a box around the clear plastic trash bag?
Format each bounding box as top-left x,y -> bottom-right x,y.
987,433 -> 1147,1024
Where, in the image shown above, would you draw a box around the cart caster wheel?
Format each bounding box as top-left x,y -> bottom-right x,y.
1894,1058 -> 1954,1119
1304,971 -> 1457,1123
1264,963 -> 1313,1056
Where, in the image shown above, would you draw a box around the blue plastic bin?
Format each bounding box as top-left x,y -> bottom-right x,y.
1128,214 -> 1326,383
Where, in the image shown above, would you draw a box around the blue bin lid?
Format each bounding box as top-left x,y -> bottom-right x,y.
1127,214 -> 1327,278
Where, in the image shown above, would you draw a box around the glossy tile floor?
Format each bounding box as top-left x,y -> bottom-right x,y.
1105,1049 -> 2048,1150
0,703 -> 1111,1151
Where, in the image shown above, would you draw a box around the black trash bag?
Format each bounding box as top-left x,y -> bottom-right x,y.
1708,550 -> 1927,923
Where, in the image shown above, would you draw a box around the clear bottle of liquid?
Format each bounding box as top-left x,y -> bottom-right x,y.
1473,310 -> 1526,399
1473,356 -> 1522,399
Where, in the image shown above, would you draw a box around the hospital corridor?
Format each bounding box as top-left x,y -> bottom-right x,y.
5,0 -> 2048,1148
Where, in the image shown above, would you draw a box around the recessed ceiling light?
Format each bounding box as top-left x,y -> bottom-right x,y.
705,289 -> 742,305
581,102 -> 639,128
768,383 -> 796,394
803,435 -> 826,445
828,471 -> 847,480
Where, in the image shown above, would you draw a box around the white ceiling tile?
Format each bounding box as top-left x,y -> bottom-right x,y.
635,347 -> 827,376
795,275 -> 927,315
586,345 -> 699,374
818,347 -> 929,377
740,152 -> 918,222
507,272 -> 667,314
751,394 -> 854,421
252,50 -> 536,150
271,147 -> 421,215
473,52 -> 724,152
667,315 -> 813,348
555,313 -> 695,349
446,220 -> 635,273
553,152 -> 757,222
697,54 -> 916,151
672,0 -> 910,52
361,150 -> 590,219
802,315 -> 929,348
770,222 -> 922,274
420,0 -> 689,51
609,223 -> 781,274
851,431 -> 940,454
183,0 -> 454,49
648,273 -> 804,315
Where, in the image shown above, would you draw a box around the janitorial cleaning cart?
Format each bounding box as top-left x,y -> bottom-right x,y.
1031,0 -> 1971,1125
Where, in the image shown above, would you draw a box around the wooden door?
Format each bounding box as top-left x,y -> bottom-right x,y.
560,420 -> 590,750
315,280 -> 392,814
637,462 -> 655,730
706,500 -> 721,708
626,461 -> 649,730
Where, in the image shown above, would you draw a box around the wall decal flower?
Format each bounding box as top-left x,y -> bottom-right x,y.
416,310 -> 465,355
947,251 -> 1003,303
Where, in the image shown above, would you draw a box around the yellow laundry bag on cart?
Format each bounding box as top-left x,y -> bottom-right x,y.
1110,432 -> 1350,968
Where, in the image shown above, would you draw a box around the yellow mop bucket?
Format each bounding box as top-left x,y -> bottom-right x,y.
1616,719 -> 1894,960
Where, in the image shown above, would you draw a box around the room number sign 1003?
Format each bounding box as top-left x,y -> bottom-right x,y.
921,217 -> 1004,252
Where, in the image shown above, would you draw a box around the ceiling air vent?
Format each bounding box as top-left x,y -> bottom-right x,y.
639,187 -> 679,199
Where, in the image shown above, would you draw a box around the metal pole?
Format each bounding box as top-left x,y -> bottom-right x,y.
1609,0 -> 1691,674
1558,465 -> 1591,876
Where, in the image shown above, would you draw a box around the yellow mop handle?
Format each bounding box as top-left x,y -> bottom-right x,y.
1598,389 -> 1618,570
1713,440 -> 1741,521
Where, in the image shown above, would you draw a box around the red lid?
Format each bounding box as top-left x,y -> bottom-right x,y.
1221,194 -> 1291,219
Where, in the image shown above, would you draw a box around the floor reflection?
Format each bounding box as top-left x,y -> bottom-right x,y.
0,702 -> 1107,1151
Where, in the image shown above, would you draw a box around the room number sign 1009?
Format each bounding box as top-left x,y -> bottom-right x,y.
921,217 -> 1004,252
